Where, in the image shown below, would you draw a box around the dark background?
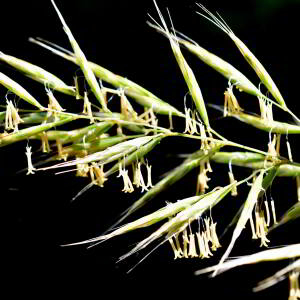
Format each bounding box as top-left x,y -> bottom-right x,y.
2,0 -> 300,298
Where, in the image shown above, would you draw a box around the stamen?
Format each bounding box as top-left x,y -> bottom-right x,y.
228,170 -> 238,196
271,199 -> 278,224
133,162 -> 148,192
25,145 -> 36,175
188,233 -> 198,258
289,271 -> 300,300
76,162 -> 89,177
204,217 -> 212,242
74,76 -> 80,99
258,212 -> 270,247
200,124 -> 210,153
83,92 -> 94,123
56,139 -> 68,161
117,162 -> 134,193
182,229 -> 189,258
47,89 -> 65,112
249,214 -> 258,239
196,232 -> 206,258
41,131 -> 51,153
255,210 -> 261,238
90,162 -> 107,187
267,133 -> 278,161
210,222 -> 221,251
5,100 -> 23,132
224,85 -> 242,116
75,153 -> 89,177
266,102 -> 273,122
264,200 -> 271,227
146,162 -> 153,188
202,231 -> 213,257
174,233 -> 183,258
168,237 -> 182,260
196,162 -> 210,195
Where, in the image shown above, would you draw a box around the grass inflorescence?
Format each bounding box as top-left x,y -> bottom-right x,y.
2,1 -> 300,299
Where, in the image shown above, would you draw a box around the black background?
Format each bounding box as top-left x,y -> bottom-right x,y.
2,0 -> 300,298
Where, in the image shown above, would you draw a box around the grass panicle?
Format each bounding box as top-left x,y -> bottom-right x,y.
0,2 -> 299,296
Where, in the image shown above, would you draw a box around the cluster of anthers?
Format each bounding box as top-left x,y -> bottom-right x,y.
73,157 -> 154,193
183,100 -> 217,195
168,217 -> 221,259
74,159 -> 107,187
46,86 -> 65,121
196,160 -> 212,195
5,98 -> 23,133
117,159 -> 153,193
250,186 -> 277,247
223,81 -> 243,117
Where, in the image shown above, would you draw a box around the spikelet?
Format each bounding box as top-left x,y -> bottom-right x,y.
51,0 -> 108,111
212,170 -> 264,276
196,4 -> 287,109
151,0 -> 210,127
0,72 -> 45,110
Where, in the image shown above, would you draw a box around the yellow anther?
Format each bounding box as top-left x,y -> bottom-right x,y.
168,237 -> 182,260
249,214 -> 258,239
41,131 -> 51,153
182,229 -> 189,258
5,100 -> 23,132
271,199 -> 278,225
188,234 -> 198,258
228,171 -> 238,196
25,145 -> 36,175
210,222 -> 221,251
83,92 -> 94,123
117,162 -> 134,193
